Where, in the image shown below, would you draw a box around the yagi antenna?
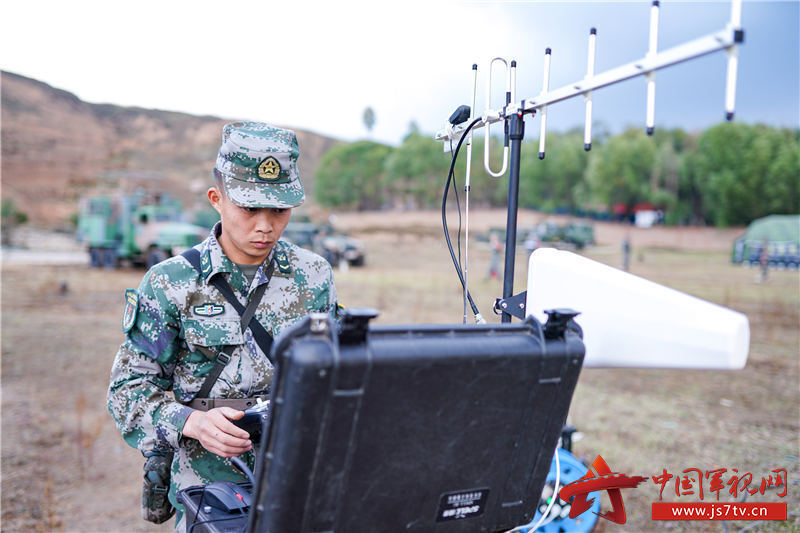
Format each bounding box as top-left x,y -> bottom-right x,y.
437,0 -> 746,334
438,0 -> 744,147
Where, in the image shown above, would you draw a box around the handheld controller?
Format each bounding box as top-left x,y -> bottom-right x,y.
233,398 -> 270,437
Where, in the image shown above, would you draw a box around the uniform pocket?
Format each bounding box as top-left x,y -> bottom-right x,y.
182,318 -> 244,348
179,318 -> 245,390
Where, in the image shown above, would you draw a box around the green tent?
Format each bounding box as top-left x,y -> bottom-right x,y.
732,215 -> 800,267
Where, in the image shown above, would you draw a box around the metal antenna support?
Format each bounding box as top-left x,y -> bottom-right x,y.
538,48 -> 552,160
464,63 -> 478,324
584,28 -> 597,151
484,57 -> 511,177
502,110 -> 525,323
646,0 -> 660,135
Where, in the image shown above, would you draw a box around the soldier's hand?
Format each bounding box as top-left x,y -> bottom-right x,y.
182,408 -> 252,458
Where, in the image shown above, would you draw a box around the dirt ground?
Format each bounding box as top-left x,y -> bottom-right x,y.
1,211 -> 798,532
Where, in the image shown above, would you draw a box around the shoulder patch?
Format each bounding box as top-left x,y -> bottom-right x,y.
122,289 -> 139,333
193,303 -> 225,317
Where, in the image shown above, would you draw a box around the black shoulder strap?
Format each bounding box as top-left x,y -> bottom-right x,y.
195,345 -> 235,400
206,263 -> 276,365
181,249 -> 276,399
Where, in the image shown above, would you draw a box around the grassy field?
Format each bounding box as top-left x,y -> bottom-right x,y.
1,220 -> 798,532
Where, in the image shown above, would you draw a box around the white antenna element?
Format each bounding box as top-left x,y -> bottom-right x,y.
725,0 -> 743,120
510,59 -> 517,105
483,58 -> 511,177
646,0 -> 660,135
436,2 -> 744,144
584,28 -> 597,151
538,48 -> 552,160
464,64 -> 478,324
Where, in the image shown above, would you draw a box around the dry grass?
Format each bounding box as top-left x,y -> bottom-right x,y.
1,220 -> 798,532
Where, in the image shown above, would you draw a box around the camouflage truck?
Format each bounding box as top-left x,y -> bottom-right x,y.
77,193 -> 207,269
483,221 -> 595,251
281,220 -> 366,267
533,220 -> 595,250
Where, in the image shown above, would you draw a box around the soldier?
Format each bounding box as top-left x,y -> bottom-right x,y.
107,122 -> 337,531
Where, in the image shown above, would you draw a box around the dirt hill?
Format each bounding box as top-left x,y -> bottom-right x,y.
0,71 -> 340,228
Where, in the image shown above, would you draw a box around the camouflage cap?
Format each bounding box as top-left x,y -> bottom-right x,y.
215,121 -> 305,208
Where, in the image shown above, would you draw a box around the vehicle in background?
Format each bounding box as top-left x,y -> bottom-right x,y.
77,192 -> 207,269
281,222 -> 319,250
281,219 -> 366,267
563,222 -> 596,248
319,231 -> 366,267
480,221 -> 595,251
534,221 -> 595,250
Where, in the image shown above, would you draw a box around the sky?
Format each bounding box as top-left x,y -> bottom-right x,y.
1,0 -> 798,146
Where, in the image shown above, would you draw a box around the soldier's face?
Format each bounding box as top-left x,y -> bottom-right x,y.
208,187 -> 292,265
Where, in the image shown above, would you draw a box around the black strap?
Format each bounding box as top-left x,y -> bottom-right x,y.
207,263 -> 276,364
181,249 -> 276,400
195,346 -> 234,399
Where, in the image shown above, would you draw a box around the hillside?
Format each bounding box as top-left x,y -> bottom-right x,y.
0,71 -> 340,228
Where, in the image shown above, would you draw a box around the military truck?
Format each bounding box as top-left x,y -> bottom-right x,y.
532,220 -> 595,250
77,193 -> 207,269
281,220 -> 366,267
483,221 -> 595,251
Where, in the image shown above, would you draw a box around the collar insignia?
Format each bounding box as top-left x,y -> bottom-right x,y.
193,303 -> 225,317
200,249 -> 212,278
122,289 -> 139,333
275,250 -> 292,274
257,156 -> 282,181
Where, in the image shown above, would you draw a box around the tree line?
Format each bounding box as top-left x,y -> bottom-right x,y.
315,122 -> 799,227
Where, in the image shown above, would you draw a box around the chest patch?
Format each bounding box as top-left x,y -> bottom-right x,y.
122,289 -> 138,333
193,303 -> 225,317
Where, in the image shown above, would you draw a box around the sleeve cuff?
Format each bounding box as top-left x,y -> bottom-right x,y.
153,402 -> 195,449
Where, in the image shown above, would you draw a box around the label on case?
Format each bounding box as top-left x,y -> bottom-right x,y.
436,488 -> 489,522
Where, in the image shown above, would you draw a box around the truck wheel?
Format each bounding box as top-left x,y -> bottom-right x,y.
89,247 -> 102,268
103,248 -> 118,269
146,248 -> 168,269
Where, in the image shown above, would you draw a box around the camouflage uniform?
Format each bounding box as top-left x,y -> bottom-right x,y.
107,122 -> 336,530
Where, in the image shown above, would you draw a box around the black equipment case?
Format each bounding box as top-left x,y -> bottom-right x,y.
178,482 -> 252,533
246,309 -> 585,533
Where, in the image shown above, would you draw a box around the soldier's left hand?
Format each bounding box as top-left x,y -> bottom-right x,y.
183,407 -> 252,457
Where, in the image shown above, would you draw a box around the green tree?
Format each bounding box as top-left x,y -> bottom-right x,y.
1,198 -> 28,246
406,120 -> 420,139
452,135 -> 507,208
315,141 -> 393,210
362,107 -> 376,136
384,132 -> 452,208
518,130 -> 589,212
691,123 -> 800,226
585,128 -> 657,212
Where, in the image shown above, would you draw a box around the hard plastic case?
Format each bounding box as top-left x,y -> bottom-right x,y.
248,310 -> 585,533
